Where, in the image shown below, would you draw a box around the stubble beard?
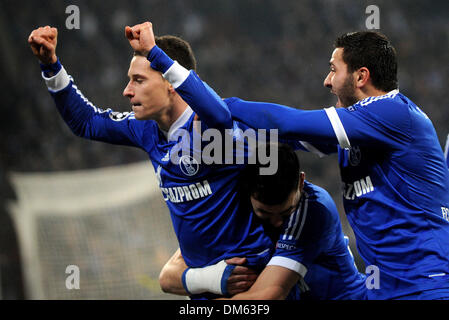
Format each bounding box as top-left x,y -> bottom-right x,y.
336,75 -> 359,108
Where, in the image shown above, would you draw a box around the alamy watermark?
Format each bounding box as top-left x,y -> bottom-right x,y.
365,265 -> 380,289
66,5 -> 80,30
365,5 -> 380,30
165,121 -> 279,176
65,265 -> 80,290
347,237 -> 380,289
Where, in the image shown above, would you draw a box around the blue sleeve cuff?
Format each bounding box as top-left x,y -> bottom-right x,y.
181,268 -> 192,295
40,58 -> 62,77
220,264 -> 236,297
147,45 -> 175,74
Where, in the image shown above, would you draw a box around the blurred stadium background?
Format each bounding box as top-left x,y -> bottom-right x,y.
0,0 -> 448,299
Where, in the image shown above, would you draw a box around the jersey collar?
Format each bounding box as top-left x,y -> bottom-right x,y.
357,89 -> 400,106
162,106 -> 193,141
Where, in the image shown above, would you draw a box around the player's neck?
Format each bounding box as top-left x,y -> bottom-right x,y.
156,99 -> 189,133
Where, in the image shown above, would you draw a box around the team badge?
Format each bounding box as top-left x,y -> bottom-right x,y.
109,111 -> 131,121
348,146 -> 361,166
179,155 -> 199,176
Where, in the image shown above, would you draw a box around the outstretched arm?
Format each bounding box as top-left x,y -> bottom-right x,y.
28,26 -> 146,148
159,248 -> 258,296
227,99 -> 344,147
227,92 -> 415,150
123,22 -> 344,148
124,23 -> 411,151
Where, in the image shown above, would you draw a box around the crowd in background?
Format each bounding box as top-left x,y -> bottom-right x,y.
0,0 -> 447,298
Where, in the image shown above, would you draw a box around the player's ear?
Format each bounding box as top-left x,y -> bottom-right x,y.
167,81 -> 176,94
355,67 -> 370,88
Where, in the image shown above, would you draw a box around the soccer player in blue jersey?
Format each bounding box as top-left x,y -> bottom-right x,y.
225,32 -> 449,300
27,25 -> 283,300
126,23 -> 449,299
159,143 -> 367,300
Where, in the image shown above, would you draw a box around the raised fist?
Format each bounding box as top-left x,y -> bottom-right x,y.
125,22 -> 156,56
28,26 -> 58,65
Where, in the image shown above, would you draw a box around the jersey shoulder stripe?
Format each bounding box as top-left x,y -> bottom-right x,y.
43,66 -> 120,117
299,141 -> 327,158
282,193 -> 309,241
358,89 -> 399,107
324,107 -> 351,149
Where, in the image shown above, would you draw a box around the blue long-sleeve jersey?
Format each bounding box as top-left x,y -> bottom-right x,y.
41,62 -> 278,272
145,46 -> 449,299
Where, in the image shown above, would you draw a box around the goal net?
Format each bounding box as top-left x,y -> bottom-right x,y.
8,161 -> 182,299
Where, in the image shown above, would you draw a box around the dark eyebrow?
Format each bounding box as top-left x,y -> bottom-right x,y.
131,73 -> 148,79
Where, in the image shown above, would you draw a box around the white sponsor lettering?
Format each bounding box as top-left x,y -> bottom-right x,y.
276,242 -> 297,251
161,180 -> 212,203
442,207 -> 449,222
344,176 -> 374,200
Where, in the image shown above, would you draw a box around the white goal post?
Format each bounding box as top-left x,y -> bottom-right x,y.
8,161 -> 181,299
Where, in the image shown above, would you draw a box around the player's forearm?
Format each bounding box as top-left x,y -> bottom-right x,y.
228,99 -> 340,146
148,46 -> 233,129
41,61 -> 141,146
222,265 -> 296,300
161,249 -> 242,297
51,84 -> 96,138
41,60 -> 97,138
229,269 -> 291,300
159,251 -> 230,296
219,286 -> 286,300
159,249 -> 190,296
159,266 -> 189,296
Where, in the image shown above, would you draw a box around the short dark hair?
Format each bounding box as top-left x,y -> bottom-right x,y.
335,31 -> 398,92
133,35 -> 197,71
156,35 -> 197,71
242,143 -> 300,206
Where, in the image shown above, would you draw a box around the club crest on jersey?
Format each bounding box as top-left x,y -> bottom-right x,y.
109,111 -> 131,121
348,146 -> 362,166
179,155 -> 199,176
